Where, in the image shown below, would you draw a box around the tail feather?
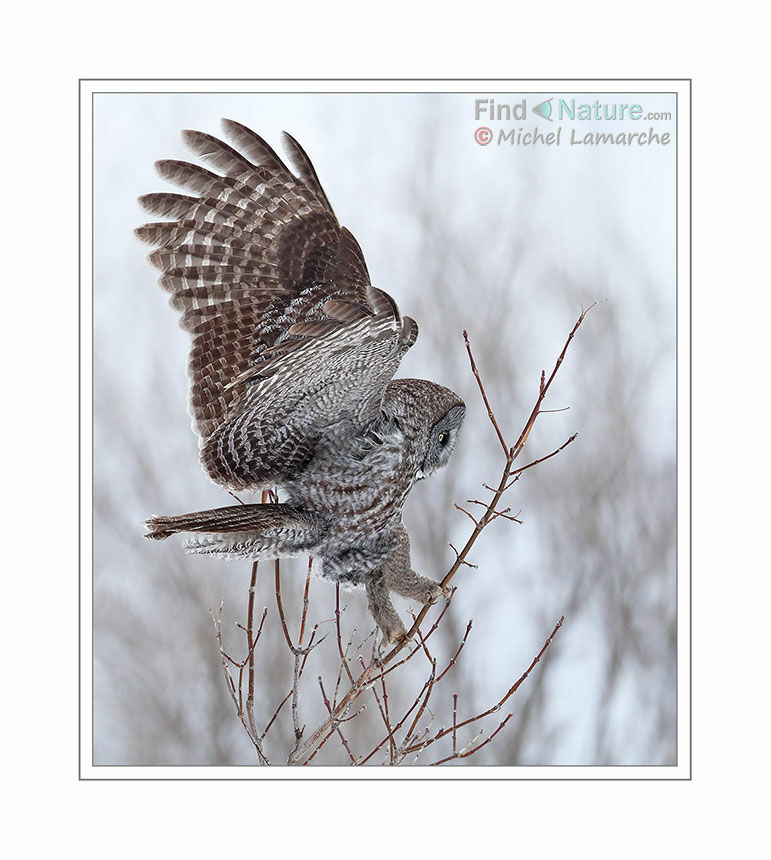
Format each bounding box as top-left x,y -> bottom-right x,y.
144,503 -> 330,558
146,503 -> 302,539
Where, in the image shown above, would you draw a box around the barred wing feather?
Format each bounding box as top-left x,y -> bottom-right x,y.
136,120 -> 417,490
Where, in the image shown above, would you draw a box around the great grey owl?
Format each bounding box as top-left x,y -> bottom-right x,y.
138,120 -> 465,642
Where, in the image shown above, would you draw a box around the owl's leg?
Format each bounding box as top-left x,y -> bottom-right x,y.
386,567 -> 449,605
365,572 -> 407,644
383,525 -> 449,605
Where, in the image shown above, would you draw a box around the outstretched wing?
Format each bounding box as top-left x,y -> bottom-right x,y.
136,120 -> 417,490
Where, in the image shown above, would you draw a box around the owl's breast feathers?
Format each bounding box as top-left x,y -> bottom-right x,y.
284,410 -> 414,535
280,413 -> 414,588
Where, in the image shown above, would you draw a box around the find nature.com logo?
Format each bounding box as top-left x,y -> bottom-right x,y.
474,96 -> 673,147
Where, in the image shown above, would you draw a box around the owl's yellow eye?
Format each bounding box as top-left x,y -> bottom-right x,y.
438,432 -> 448,446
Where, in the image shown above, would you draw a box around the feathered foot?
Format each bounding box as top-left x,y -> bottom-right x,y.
365,574 -> 408,644
387,568 -> 450,605
363,524 -> 451,643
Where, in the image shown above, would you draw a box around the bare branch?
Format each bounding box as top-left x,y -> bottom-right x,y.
429,713 -> 513,765
504,433 -> 579,490
335,585 -> 355,686
210,602 -> 270,765
298,558 -> 312,645
436,620 -> 473,683
318,677 -> 357,763
402,615 -> 565,755
464,329 -> 509,456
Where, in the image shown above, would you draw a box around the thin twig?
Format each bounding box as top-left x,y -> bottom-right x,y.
210,604 -> 270,765
298,558 -> 312,645
504,433 -> 579,490
336,584 -> 355,685
274,560 -> 295,652
318,677 -> 357,763
402,615 -> 565,755
357,668 -> 436,766
449,543 -> 478,568
402,658 -> 438,748
245,561 -> 260,740
464,329 -> 509,456
436,620 -> 473,683
452,694 -> 458,756
238,606 -> 268,713
429,713 -> 513,765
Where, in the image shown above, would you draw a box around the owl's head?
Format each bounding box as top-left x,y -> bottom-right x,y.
385,379 -> 466,480
419,400 -> 466,479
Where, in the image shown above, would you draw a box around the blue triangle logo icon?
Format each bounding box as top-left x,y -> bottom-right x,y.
532,98 -> 553,121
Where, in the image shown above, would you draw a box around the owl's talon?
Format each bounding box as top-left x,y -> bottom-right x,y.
386,624 -> 408,644
425,582 -> 453,605
375,623 -> 407,652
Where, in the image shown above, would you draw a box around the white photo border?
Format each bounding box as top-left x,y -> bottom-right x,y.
79,78 -> 691,780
